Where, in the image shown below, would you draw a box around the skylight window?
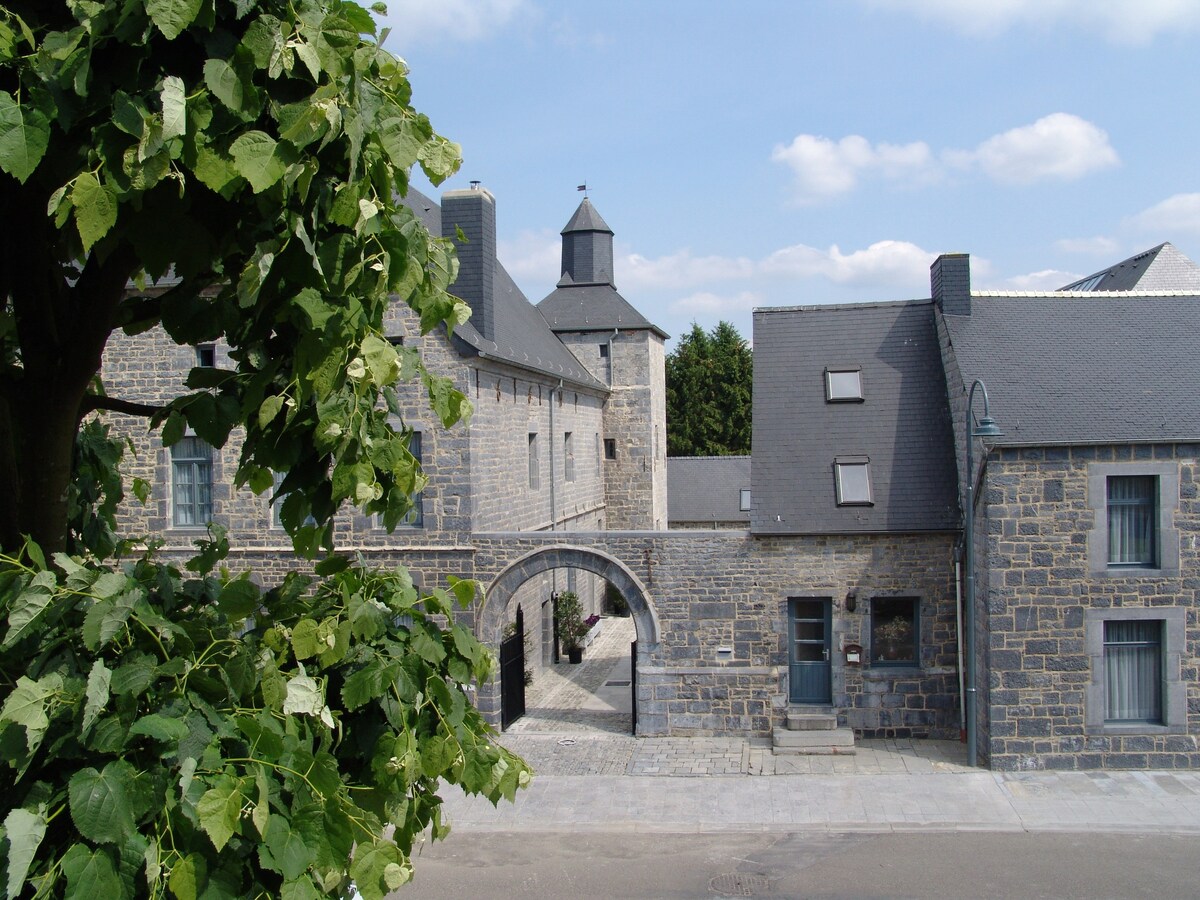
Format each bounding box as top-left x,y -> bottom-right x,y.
834,457 -> 873,506
1062,273 -> 1106,292
825,367 -> 863,402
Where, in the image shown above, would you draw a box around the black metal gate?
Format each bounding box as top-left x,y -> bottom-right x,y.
500,606 -> 525,730
630,639 -> 638,733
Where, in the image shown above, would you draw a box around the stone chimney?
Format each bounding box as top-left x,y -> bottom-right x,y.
441,184 -> 496,340
931,253 -> 971,316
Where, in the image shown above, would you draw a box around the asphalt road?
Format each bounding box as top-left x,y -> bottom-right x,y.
400,830 -> 1198,899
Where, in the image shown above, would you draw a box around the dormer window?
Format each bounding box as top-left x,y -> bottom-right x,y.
825,366 -> 863,402
834,456 -> 873,506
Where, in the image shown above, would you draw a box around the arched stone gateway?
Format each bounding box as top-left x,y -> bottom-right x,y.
474,544 -> 661,732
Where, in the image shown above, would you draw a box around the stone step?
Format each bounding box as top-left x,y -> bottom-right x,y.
771,726 -> 857,755
786,712 -> 838,731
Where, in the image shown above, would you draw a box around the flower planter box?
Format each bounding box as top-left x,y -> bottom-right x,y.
581,617 -> 602,648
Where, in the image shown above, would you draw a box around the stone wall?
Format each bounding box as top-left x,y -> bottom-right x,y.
981,444 -> 1200,770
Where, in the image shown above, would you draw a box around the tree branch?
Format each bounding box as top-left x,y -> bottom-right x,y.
79,395 -> 164,419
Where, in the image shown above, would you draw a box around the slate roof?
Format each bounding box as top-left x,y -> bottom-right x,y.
667,456 -> 751,525
538,283 -> 669,338
751,300 -> 958,535
1059,242 -> 1200,292
561,197 -> 612,235
404,188 -> 605,390
943,291 -> 1200,445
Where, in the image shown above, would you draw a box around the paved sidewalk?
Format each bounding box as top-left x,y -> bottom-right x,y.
440,757 -> 1200,836
460,615 -> 1200,836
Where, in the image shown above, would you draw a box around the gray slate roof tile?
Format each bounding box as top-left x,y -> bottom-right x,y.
667,456 -> 751,524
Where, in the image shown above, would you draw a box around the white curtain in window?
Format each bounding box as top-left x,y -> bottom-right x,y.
1108,476 -> 1154,564
1104,620 -> 1161,722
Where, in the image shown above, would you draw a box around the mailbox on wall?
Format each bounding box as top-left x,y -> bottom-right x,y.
844,642 -> 863,666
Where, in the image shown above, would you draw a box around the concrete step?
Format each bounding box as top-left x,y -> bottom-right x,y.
771,726 -> 856,755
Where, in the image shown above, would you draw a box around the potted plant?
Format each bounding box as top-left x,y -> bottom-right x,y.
555,591 -> 589,664
872,615 -> 914,662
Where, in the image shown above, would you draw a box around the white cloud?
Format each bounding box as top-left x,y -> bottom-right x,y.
763,240 -> 935,287
1054,236 -> 1119,256
1128,193 -> 1200,236
771,134 -> 935,203
620,249 -> 756,291
1005,269 -> 1078,291
670,291 -> 762,316
864,0 -> 1200,44
957,113 -> 1118,185
774,114 -> 1114,201
379,0 -> 531,44
497,229 -> 561,284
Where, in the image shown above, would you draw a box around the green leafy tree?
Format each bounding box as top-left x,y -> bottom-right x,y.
0,1 -> 529,896
665,320 -> 752,456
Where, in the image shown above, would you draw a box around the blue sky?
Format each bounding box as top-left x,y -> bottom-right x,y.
378,0 -> 1200,346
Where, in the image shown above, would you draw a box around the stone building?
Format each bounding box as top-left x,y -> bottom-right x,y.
935,249 -> 1200,769
102,184 -> 668,688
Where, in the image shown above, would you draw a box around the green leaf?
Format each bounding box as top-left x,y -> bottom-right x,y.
3,569 -> 56,649
82,591 -> 139,650
168,852 -> 204,900
161,76 -> 187,140
341,658 -> 399,711
377,116 -> 425,170
360,334 -> 398,385
4,806 -> 47,899
282,668 -> 334,728
61,844 -> 122,900
229,131 -> 289,193
70,172 -> 118,253
146,0 -> 203,40
257,394 -> 284,429
204,58 -> 248,114
69,761 -> 137,844
0,674 -> 60,752
0,91 -> 50,183
349,840 -> 408,900
196,775 -> 243,852
280,877 -> 322,900
263,814 -> 316,881
290,618 -> 322,660
418,135 -> 462,186
217,578 -> 260,619
82,659 -> 111,734
128,713 -> 189,743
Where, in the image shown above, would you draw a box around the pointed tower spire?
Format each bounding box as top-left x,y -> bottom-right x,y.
559,197 -> 615,287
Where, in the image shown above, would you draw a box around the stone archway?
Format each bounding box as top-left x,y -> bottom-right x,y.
475,544 -> 660,732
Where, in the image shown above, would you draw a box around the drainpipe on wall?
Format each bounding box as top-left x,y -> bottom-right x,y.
548,379 -> 562,531
954,556 -> 966,740
606,328 -> 619,385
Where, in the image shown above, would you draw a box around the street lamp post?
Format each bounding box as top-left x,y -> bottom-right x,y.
964,378 -> 1003,768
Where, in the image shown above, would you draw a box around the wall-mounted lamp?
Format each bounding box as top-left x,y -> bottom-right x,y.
845,591 -> 857,613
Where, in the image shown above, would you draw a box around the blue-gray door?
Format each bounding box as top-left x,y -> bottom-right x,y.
789,598 -> 832,703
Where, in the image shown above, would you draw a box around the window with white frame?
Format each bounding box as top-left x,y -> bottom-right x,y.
1085,606 -> 1185,733
825,366 -> 863,402
834,456 -> 872,505
528,432 -> 540,489
172,437 -> 213,526
564,432 -> 575,482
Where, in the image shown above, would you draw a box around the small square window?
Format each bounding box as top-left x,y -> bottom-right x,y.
871,597 -> 918,666
196,344 -> 216,368
834,457 -> 872,505
604,438 -> 617,460
599,344 -> 609,359
739,489 -> 751,512
825,367 -> 863,402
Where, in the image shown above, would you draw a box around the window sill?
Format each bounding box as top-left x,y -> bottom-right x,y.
1095,565 -> 1177,578
1087,722 -> 1187,736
